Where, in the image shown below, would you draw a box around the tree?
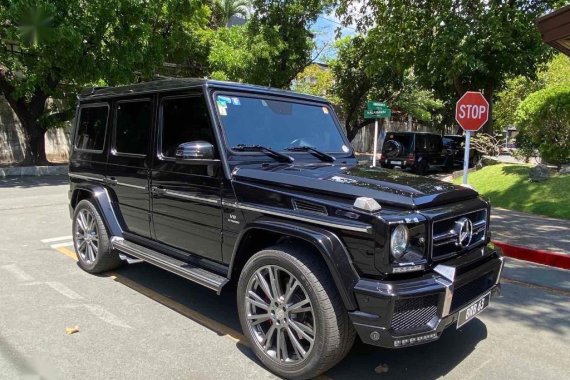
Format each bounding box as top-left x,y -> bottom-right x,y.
291,63 -> 337,101
0,0 -> 210,165
495,54 -> 570,132
515,86 -> 570,166
212,0 -> 250,27
329,36 -> 442,141
337,0 -> 563,134
247,0 -> 334,88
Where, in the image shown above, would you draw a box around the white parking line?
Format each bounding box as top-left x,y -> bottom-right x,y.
62,304 -> 132,329
1,264 -> 35,282
41,236 -> 72,244
45,281 -> 84,300
50,241 -> 74,249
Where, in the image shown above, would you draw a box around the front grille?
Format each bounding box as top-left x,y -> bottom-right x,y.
451,272 -> 496,312
432,209 -> 487,260
390,294 -> 439,333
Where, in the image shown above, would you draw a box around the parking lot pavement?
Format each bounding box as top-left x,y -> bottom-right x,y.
1,176 -> 570,379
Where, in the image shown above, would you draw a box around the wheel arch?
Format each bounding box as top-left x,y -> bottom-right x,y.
70,184 -> 124,238
229,218 -> 360,310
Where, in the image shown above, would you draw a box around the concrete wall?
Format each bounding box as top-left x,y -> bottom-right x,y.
0,96 -> 71,165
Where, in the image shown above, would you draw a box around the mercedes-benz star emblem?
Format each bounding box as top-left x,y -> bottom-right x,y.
453,217 -> 473,248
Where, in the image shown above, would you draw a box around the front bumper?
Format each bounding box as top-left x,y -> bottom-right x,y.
349,245 -> 504,348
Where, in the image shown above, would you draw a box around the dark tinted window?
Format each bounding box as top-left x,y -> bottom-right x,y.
75,105 -> 108,151
115,100 -> 152,155
161,96 -> 213,158
215,95 -> 347,153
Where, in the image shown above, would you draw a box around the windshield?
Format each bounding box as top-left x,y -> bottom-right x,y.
214,94 -> 350,153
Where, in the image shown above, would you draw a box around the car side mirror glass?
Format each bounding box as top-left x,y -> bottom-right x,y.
175,141 -> 215,160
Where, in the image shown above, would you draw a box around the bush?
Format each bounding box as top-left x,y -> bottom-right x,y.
515,86 -> 570,167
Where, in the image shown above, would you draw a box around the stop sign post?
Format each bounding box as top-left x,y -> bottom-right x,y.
455,92 -> 489,184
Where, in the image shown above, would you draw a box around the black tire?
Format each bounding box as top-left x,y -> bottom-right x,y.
413,159 -> 428,175
72,199 -> 123,273
237,245 -> 355,380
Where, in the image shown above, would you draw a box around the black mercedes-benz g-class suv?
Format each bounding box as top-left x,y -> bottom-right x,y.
381,132 -> 453,174
443,134 -> 482,168
68,79 -> 503,379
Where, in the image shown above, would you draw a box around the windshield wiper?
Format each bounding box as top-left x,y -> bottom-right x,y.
232,144 -> 294,163
284,146 -> 336,163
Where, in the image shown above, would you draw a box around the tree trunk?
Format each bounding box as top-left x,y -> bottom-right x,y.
20,120 -> 48,165
0,68 -> 52,166
482,83 -> 494,135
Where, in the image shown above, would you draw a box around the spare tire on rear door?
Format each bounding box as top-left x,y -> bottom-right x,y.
383,139 -> 403,158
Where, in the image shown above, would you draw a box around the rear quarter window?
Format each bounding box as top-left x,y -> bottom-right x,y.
75,105 -> 109,152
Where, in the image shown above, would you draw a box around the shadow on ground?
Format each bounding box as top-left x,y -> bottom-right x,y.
107,262 -> 490,379
0,175 -> 68,189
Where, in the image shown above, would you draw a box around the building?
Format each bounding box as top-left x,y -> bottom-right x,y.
536,4 -> 570,56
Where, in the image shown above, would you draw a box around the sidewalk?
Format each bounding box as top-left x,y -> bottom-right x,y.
491,207 -> 570,254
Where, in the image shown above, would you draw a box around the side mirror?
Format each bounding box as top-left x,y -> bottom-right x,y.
175,141 -> 215,160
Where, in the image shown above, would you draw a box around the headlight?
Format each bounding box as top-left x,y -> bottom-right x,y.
390,224 -> 409,259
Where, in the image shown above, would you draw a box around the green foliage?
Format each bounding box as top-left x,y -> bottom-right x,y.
328,35 -> 442,141
494,76 -> 541,132
0,0 -> 212,163
247,0 -> 333,88
495,54 -> 570,132
453,164 -> 570,220
515,86 -> 570,166
336,0 -> 562,133
292,64 -> 337,101
212,0 -> 250,27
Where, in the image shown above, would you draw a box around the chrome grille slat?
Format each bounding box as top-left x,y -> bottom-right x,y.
431,209 -> 488,260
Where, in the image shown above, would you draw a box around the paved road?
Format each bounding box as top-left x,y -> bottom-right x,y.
1,176 -> 569,379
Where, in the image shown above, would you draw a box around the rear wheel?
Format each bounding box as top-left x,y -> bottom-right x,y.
237,245 -> 355,379
413,158 -> 428,175
72,199 -> 122,273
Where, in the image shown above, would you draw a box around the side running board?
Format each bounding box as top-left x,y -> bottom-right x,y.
111,237 -> 228,294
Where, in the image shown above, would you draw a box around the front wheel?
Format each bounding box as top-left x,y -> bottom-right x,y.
237,245 -> 355,379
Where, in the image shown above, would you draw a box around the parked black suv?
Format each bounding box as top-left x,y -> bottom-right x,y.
443,135 -> 482,168
68,79 -> 503,379
380,132 -> 453,174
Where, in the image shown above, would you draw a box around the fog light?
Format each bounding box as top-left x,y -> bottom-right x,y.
370,331 -> 380,341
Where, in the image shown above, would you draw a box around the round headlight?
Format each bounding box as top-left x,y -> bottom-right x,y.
390,224 -> 409,260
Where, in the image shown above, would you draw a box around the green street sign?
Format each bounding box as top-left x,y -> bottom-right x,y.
364,108 -> 391,119
367,101 -> 387,110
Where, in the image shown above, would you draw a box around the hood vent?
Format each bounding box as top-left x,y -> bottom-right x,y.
292,199 -> 328,215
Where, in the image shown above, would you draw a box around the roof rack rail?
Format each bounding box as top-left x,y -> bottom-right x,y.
79,86 -> 109,97
152,74 -> 175,81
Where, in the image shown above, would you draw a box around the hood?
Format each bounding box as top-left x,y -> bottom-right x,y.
232,163 -> 478,210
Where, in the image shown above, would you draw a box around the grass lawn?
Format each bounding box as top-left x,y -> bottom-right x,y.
453,163 -> 570,220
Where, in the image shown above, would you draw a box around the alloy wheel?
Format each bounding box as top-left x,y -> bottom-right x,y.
74,209 -> 99,264
245,265 -> 316,365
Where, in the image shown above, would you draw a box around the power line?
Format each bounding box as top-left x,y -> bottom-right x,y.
316,15 -> 357,31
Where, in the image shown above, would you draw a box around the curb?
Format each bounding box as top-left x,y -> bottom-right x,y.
493,241 -> 570,270
0,165 -> 68,178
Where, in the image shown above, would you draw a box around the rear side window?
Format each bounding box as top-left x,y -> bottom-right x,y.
161,96 -> 214,158
115,100 -> 152,155
75,105 -> 109,151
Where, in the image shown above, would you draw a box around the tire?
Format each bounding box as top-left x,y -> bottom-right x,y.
237,245 -> 355,379
413,159 -> 428,175
72,199 -> 123,274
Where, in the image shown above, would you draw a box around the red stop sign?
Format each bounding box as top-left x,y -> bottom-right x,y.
455,91 -> 489,131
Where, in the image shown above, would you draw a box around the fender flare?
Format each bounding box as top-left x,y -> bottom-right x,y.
70,184 -> 124,238
230,218 -> 360,310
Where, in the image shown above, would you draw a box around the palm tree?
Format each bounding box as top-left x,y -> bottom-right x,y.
214,0 -> 250,27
